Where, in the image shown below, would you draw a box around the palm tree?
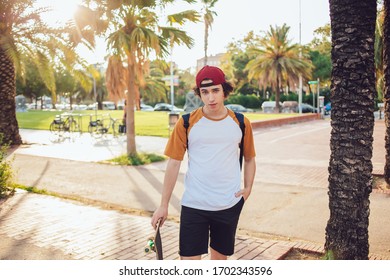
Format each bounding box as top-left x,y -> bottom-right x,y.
0,0 -> 96,145
383,0 -> 390,185
245,24 -> 313,112
101,1 -> 197,155
139,60 -> 170,104
0,0 -> 56,145
200,0 -> 218,66
325,0 -> 376,260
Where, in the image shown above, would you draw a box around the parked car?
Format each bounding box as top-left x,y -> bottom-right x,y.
117,101 -> 125,110
299,103 -> 318,113
225,104 -> 254,113
324,102 -> 331,115
261,101 -> 282,113
102,101 -> 116,110
140,104 -> 154,111
87,103 -> 97,110
154,103 -> 184,112
282,101 -> 298,113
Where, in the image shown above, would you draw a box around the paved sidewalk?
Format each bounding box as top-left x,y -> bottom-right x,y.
0,190 -> 322,260
1,117 -> 389,260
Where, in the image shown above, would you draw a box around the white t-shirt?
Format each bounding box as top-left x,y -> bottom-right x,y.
164,108 -> 256,211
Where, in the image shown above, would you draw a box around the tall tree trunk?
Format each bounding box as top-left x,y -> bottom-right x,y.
204,24 -> 208,66
0,48 -> 22,146
274,73 -> 281,113
383,0 -> 390,185
126,54 -> 137,156
325,0 -> 376,260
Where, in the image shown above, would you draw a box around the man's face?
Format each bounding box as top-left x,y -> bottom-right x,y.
199,80 -> 226,112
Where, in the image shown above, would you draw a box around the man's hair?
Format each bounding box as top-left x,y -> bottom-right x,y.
193,82 -> 234,97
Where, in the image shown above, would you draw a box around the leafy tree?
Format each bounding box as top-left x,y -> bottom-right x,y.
309,50 -> 331,85
16,59 -> 51,108
308,25 -> 332,86
325,0 -> 376,260
140,60 -> 169,104
245,24 -> 313,112
221,32 -> 268,97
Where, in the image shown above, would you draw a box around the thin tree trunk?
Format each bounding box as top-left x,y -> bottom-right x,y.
274,74 -> 281,113
126,55 -> 137,156
383,0 -> 390,185
0,48 -> 22,146
204,24 -> 208,66
325,0 -> 376,260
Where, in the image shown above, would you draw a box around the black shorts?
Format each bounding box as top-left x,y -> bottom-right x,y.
179,197 -> 245,257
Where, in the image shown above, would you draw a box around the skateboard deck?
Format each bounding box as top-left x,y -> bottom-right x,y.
145,219 -> 163,260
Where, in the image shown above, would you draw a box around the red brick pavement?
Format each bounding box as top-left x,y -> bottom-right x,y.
1,191 -> 387,260
0,191 -> 326,260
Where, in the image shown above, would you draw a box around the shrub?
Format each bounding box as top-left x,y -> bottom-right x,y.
109,153 -> 166,166
226,94 -> 261,109
0,135 -> 15,198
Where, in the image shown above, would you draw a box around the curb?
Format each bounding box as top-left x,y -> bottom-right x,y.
251,114 -> 321,129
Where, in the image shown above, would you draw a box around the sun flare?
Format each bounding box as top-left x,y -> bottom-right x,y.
38,0 -> 82,26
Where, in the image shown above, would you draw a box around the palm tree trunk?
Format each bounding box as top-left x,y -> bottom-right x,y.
0,48 -> 22,146
325,0 -> 376,260
274,73 -> 281,113
126,54 -> 137,156
383,0 -> 390,185
204,24 -> 208,66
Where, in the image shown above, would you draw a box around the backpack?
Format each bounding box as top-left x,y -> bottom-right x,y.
182,111 -> 245,169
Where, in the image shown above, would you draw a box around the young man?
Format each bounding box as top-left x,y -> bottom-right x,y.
151,65 -> 256,260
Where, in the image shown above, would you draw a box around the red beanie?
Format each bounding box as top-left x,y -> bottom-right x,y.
196,65 -> 226,88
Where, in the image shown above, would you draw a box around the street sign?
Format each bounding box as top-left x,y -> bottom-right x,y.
308,80 -> 318,85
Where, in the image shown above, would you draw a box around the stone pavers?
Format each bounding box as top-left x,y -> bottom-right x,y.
2,191 -> 386,260
0,191 -> 319,260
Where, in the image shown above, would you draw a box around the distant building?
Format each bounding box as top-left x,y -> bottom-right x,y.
196,53 -> 225,72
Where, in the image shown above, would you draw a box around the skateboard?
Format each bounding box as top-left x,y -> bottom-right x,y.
145,219 -> 163,260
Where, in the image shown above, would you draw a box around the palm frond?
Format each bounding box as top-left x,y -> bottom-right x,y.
160,27 -> 194,49
167,10 -> 201,25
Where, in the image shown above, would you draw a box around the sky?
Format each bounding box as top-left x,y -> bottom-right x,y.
37,0 -> 331,70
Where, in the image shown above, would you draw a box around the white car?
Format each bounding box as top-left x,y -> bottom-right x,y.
87,103 -> 97,110
154,103 -> 184,112
140,104 -> 154,111
261,101 -> 283,113
77,104 -> 88,110
102,101 -> 116,110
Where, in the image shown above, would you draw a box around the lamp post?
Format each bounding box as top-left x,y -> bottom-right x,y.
170,45 -> 174,112
298,0 -> 303,114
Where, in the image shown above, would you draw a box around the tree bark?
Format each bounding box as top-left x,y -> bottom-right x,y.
126,54 -> 137,156
383,0 -> 390,185
0,48 -> 22,146
325,0 -> 376,260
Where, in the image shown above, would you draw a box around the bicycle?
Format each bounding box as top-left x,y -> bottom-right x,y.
49,113 -> 79,136
112,118 -> 126,137
88,113 -> 127,138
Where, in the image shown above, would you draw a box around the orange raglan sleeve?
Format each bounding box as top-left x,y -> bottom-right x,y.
243,117 -> 256,159
164,116 -> 188,161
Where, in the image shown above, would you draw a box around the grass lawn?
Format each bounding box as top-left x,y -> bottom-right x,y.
16,110 -> 295,138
